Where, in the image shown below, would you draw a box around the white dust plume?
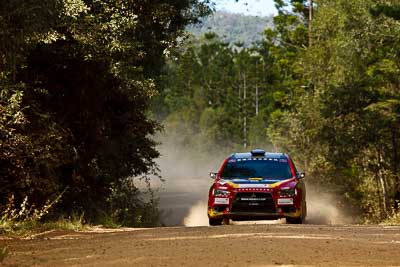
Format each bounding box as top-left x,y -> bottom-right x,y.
306,185 -> 354,225
183,201 -> 209,226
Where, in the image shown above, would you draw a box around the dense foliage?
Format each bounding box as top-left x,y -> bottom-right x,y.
158,0 -> 308,151
295,0 -> 400,222
0,0 -> 211,226
157,0 -> 400,222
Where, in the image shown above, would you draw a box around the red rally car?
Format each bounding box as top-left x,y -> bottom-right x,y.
207,149 -> 306,225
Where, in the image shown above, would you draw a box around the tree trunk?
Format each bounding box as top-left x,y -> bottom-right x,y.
392,127 -> 400,210
378,146 -> 388,218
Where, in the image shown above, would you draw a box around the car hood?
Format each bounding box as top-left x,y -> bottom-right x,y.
217,177 -> 296,189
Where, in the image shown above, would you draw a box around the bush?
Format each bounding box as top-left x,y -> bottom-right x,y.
382,212 -> 400,226
105,177 -> 162,227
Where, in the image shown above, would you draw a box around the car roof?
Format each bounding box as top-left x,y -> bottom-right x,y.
229,152 -> 288,159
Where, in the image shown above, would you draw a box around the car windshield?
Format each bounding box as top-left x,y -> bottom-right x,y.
220,159 -> 292,180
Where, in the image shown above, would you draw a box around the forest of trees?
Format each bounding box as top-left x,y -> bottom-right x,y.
0,0 -> 211,227
2,0 -> 400,227
157,0 -> 400,223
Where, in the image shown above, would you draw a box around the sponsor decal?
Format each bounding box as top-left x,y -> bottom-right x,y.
208,208 -> 223,217
237,184 -> 269,188
241,193 -> 267,201
233,179 -> 248,182
214,198 -> 229,205
235,157 -> 288,162
241,197 -> 267,201
225,178 -> 295,189
248,178 -> 263,181
278,198 -> 294,205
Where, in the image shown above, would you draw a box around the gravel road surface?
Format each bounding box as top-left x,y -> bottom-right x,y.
1,224 -> 400,266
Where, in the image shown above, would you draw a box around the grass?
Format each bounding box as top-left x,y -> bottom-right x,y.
98,214 -> 121,229
0,190 -> 89,236
0,216 -> 86,263
381,212 -> 400,226
0,216 -> 87,237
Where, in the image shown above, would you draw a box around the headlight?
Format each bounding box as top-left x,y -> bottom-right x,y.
279,188 -> 297,197
213,189 -> 230,197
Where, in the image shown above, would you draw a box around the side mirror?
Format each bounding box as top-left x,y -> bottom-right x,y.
297,171 -> 305,179
209,172 -> 218,179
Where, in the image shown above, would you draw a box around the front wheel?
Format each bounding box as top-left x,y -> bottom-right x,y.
209,218 -> 223,226
286,216 -> 303,224
286,203 -> 306,224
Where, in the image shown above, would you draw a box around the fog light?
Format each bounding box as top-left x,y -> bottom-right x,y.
213,189 -> 230,197
279,188 -> 297,197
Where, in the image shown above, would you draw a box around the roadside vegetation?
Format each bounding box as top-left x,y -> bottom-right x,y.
0,190 -> 85,236
0,0 -> 211,231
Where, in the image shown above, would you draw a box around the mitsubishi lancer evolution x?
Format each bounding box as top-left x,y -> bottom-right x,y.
207,149 -> 306,225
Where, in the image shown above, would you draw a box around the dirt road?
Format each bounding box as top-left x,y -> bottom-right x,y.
1,224 -> 400,266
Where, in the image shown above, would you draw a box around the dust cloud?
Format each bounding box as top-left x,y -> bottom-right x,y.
154,133 -> 353,226
183,201 -> 209,226
154,134 -> 223,226
305,185 -> 354,225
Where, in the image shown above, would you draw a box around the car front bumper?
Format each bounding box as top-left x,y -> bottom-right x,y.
207,206 -> 302,221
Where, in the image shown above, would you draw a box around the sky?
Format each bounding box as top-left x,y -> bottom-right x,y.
215,0 -> 278,16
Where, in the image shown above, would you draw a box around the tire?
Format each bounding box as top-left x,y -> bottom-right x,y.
286,216 -> 303,224
286,203 -> 306,224
209,218 -> 223,226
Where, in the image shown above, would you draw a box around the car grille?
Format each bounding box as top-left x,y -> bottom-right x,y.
231,192 -> 276,213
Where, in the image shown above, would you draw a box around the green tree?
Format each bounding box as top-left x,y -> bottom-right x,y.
0,0 -> 212,226
273,0 -> 400,221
